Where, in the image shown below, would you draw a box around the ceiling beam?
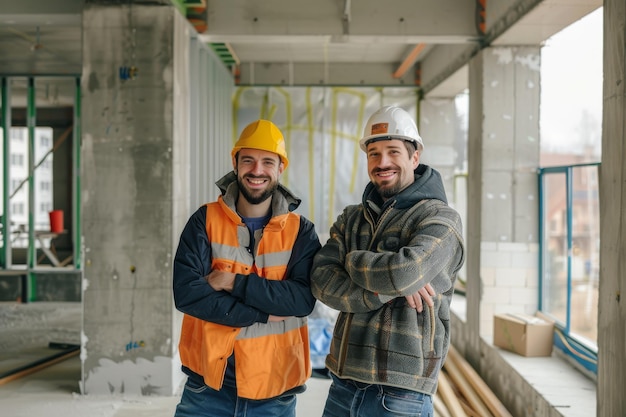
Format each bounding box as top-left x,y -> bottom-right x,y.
237,62 -> 418,87
204,0 -> 480,41
393,44 -> 427,79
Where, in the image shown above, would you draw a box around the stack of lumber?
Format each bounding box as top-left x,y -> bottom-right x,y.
434,345 -> 513,417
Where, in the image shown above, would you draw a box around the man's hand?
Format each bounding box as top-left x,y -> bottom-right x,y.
206,270 -> 236,292
405,283 -> 436,313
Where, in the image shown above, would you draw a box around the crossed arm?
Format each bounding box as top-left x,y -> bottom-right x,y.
206,270 -> 306,322
173,207 -> 320,327
310,210 -> 458,314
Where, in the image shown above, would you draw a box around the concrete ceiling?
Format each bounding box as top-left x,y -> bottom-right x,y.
0,0 -> 602,105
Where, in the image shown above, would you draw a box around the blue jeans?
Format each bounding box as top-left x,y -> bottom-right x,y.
174,377 -> 297,417
322,373 -> 434,417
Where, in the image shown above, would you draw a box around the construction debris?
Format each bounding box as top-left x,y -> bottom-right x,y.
435,345 -> 513,417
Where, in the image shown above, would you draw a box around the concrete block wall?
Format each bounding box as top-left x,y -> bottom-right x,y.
480,241 -> 539,339
466,46 -> 541,340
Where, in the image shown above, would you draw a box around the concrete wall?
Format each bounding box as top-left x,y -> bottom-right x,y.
79,2 -> 234,395
81,4 -> 182,396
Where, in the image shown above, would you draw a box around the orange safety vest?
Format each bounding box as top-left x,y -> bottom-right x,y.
178,198 -> 311,400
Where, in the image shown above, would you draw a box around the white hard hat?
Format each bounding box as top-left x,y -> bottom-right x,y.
359,105 -> 424,152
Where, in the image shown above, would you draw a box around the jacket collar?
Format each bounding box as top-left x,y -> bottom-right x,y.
362,164 -> 448,212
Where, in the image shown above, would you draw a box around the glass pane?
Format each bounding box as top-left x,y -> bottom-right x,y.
33,126 -> 54,231
7,78 -> 32,258
8,126 -> 30,251
540,9 -> 602,166
542,172 -> 568,324
569,166 -> 599,347
1,76 -> 76,272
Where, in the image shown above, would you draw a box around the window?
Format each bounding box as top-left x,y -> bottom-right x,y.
40,202 -> 52,212
10,128 -> 24,141
11,179 -> 22,194
10,154 -> 24,166
540,9 -> 602,166
539,164 -> 599,374
539,7 -> 601,376
11,202 -> 24,215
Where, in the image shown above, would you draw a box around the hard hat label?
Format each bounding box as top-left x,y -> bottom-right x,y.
371,122 -> 389,135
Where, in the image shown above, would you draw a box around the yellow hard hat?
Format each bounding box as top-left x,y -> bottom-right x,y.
231,119 -> 289,168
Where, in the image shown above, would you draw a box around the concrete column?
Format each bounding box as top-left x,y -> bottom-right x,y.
466,46 -> 541,353
81,3 -> 188,395
597,0 -> 626,415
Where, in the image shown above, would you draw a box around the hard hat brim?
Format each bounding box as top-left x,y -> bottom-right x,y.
359,134 -> 424,152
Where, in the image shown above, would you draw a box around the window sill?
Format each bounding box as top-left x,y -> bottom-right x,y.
451,310 -> 597,417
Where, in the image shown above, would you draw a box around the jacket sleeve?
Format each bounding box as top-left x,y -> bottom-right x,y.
172,206 -> 269,327
310,208 -> 387,313
347,208 -> 464,297
230,216 -> 320,317
311,205 -> 464,313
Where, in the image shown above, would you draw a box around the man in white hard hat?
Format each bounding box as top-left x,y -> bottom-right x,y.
173,119 -> 321,417
311,105 -> 465,416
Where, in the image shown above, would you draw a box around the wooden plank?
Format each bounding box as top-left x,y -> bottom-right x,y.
459,396 -> 481,417
447,345 -> 513,417
438,370 -> 468,417
598,1 -> 626,414
444,352 -> 493,417
435,391 -> 453,417
0,348 -> 79,386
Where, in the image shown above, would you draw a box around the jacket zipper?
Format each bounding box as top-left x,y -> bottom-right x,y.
337,202 -> 396,374
365,201 -> 396,249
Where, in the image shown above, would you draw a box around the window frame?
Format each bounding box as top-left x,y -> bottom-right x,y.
538,163 -> 599,375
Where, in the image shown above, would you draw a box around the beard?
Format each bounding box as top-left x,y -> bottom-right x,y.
374,180 -> 404,199
372,168 -> 405,199
237,174 -> 278,205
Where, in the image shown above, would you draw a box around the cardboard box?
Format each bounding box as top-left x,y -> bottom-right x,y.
493,313 -> 554,357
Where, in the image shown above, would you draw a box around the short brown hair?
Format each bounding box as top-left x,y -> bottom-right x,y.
404,140 -> 417,156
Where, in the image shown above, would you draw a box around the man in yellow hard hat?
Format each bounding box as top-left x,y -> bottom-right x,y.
173,119 -> 321,417
311,106 -> 465,417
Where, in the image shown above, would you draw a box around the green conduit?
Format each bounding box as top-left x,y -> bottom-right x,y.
73,77 -> 82,269
26,78 -> 36,302
1,78 -> 11,268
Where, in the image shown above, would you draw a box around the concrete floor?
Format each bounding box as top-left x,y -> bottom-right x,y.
0,302 -> 597,417
0,302 -> 331,417
0,354 -> 332,417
